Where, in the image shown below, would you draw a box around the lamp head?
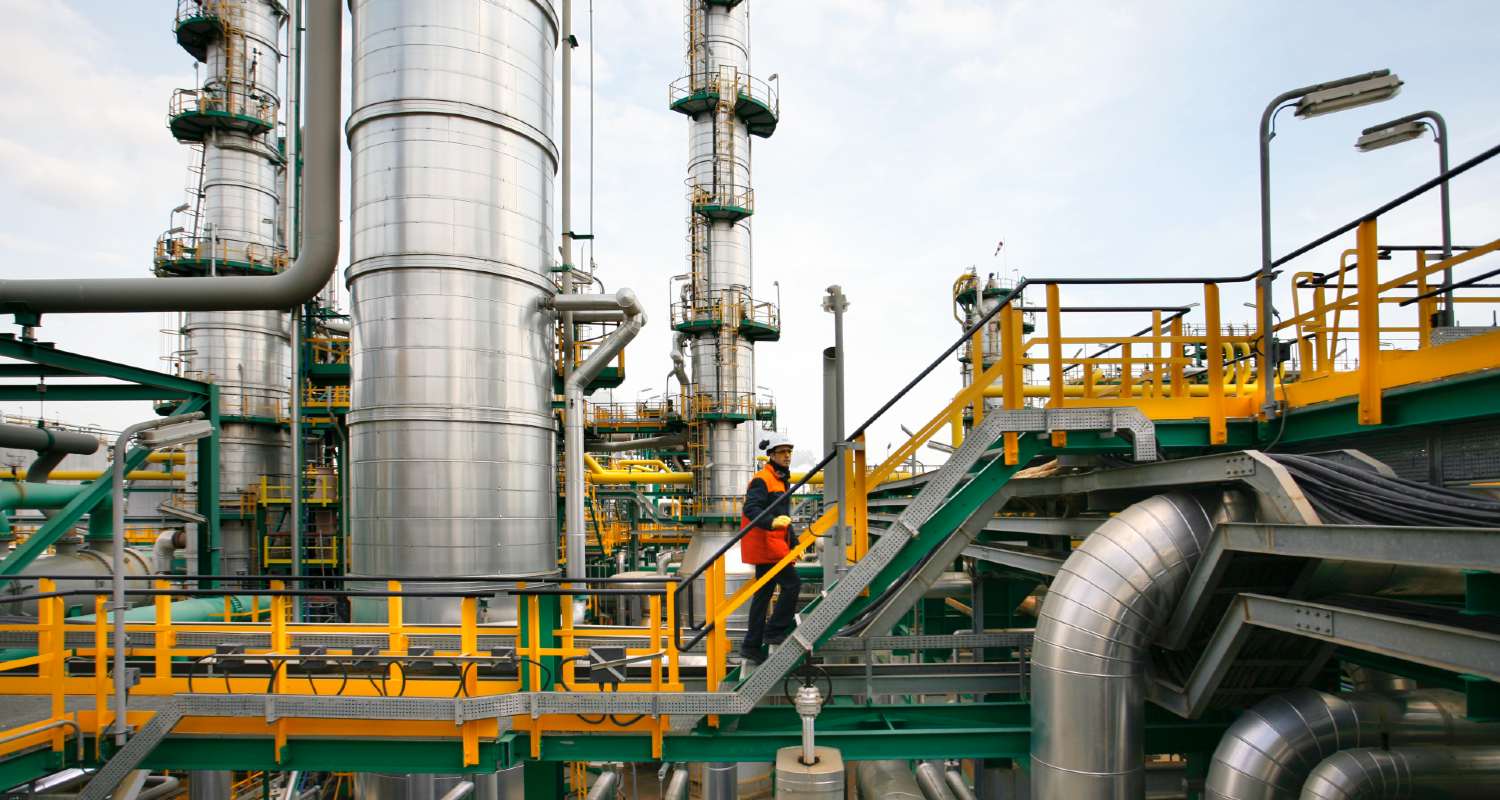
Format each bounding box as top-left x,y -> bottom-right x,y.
1356,119 -> 1428,152
137,419 -> 214,449
1295,73 -> 1402,118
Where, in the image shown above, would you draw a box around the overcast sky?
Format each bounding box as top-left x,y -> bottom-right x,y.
2,1 -> 1498,470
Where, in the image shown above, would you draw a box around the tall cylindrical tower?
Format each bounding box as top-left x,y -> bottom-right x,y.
668,0 -> 781,593
159,0 -> 289,579
344,0 -> 561,627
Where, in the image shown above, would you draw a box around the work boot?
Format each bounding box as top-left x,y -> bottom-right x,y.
739,646 -> 768,665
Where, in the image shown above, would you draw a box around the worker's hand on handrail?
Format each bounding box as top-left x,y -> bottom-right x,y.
770,515 -> 791,530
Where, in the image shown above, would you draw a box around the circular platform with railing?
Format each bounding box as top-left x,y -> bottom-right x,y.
688,181 -> 754,221
173,0 -> 225,62
167,87 -> 276,142
670,286 -> 781,341
154,233 -> 286,277
669,71 -> 779,138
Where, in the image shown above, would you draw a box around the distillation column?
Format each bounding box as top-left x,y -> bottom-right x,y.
161,0 -> 290,579
669,0 -> 782,617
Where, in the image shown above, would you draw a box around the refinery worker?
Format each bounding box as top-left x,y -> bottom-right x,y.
738,431 -> 803,665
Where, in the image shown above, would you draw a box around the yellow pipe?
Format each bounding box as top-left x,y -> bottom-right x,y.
0,469 -> 185,482
146,452 -> 186,464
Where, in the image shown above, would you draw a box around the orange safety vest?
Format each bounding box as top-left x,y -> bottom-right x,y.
740,463 -> 792,565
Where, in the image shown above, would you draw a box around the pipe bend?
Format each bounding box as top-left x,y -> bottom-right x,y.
1299,746 -> 1500,800
1206,689 -> 1484,800
0,0 -> 341,314
1032,490 -> 1242,799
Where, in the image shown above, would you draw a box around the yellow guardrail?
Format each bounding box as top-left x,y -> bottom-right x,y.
257,471 -> 339,506
0,579 -> 683,764
263,535 -> 339,566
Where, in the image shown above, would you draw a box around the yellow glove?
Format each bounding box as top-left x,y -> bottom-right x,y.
771,515 -> 792,530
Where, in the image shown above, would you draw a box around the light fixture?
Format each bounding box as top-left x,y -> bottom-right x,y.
167,227 -> 185,235
172,202 -> 191,214
1356,119 -> 1427,151
137,418 -> 214,449
1295,74 -> 1403,118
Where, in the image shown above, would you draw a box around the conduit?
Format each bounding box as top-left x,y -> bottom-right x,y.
1031,491 -> 1244,799
1205,688 -> 1495,799
1,469 -> 184,482
552,289 -> 646,582
1299,746 -> 1500,799
0,0 -> 340,314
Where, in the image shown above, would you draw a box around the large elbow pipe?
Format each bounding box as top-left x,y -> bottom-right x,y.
1299,746 -> 1500,800
552,289 -> 646,582
1206,688 -> 1496,800
671,334 -> 691,386
0,0 -> 341,315
1031,491 -> 1245,799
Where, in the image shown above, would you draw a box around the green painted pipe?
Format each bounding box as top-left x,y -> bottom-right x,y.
71,594 -> 262,624
0,482 -> 110,539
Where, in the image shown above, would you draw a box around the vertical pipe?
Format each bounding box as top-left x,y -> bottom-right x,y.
289,308 -> 301,619
821,346 -> 840,588
705,763 -> 738,800
1257,98 -> 1279,419
1430,112 -> 1453,326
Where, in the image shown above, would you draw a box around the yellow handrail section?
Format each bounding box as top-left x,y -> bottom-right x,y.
0,580 -> 684,763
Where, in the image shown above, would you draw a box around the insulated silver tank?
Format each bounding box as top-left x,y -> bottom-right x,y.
345,0 -> 561,625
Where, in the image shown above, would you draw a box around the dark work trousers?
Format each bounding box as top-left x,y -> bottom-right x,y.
742,562 -> 803,653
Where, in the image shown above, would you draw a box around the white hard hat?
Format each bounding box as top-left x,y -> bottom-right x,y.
758,431 -> 795,454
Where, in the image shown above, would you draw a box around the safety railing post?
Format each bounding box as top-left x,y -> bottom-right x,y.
1415,250 -> 1434,349
460,595 -> 479,766
37,579 -> 64,754
1045,285 -> 1066,447
969,322 -> 985,428
1152,310 -> 1165,398
1311,282 -> 1329,375
999,303 -> 1020,464
1203,283 -> 1227,444
1357,218 -> 1383,424
154,579 -> 173,679
1121,342 -> 1134,400
851,434 -> 869,564
93,594 -> 108,751
664,581 -> 679,686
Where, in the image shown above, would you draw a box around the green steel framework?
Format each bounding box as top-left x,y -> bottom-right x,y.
0,333 -> 221,587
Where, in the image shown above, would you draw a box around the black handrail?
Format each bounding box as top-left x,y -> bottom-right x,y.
669,279 -> 1030,652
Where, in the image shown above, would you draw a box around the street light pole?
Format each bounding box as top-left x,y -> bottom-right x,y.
1357,110 -> 1452,326
110,413 -> 209,746
1258,69 -> 1401,418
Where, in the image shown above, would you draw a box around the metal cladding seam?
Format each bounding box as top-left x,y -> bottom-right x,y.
1205,688 -> 1495,800
1299,746 -> 1500,799
1030,491 -> 1239,799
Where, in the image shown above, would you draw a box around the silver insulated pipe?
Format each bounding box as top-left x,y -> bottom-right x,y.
1031,491 -> 1243,799
1205,688 -> 1499,800
1299,746 -> 1500,799
345,0 -> 562,625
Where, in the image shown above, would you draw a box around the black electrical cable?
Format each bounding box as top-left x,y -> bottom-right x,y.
557,655 -> 606,724
1270,453 -> 1500,527
454,662 -> 473,698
